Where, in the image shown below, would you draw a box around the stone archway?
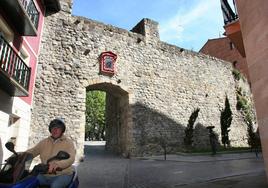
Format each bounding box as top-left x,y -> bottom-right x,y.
30,6 -> 255,159
86,81 -> 133,157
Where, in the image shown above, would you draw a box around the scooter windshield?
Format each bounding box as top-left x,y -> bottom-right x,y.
0,152 -> 34,184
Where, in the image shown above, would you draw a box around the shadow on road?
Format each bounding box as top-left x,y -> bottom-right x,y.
78,143 -> 130,188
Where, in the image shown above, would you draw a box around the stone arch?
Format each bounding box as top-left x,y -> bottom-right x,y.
30,8 -> 255,158
85,79 -> 133,157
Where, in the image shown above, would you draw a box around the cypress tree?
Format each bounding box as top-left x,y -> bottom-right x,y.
220,96 -> 233,148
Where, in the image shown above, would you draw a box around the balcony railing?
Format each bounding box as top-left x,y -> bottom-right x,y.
0,0 -> 40,35
220,0 -> 238,24
20,0 -> 39,29
0,35 -> 31,96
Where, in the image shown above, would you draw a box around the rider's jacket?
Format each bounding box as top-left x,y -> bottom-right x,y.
27,135 -> 76,176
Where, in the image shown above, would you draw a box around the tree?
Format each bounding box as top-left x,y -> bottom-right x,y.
184,108 -> 200,148
85,90 -> 106,141
220,96 -> 233,148
235,87 -> 258,149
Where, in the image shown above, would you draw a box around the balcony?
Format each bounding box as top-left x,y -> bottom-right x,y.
0,35 -> 31,96
0,0 -> 39,36
221,0 -> 245,57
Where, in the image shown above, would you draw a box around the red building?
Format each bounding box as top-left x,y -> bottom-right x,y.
200,37 -> 250,81
221,0 -> 268,179
0,0 -> 60,162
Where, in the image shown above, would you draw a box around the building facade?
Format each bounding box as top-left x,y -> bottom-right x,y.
200,37 -> 250,81
0,0 -> 60,163
221,0 -> 268,179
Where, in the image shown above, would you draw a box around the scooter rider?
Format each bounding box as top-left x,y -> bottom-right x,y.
27,118 -> 76,188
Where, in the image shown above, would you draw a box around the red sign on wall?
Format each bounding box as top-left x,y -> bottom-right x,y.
100,51 -> 117,76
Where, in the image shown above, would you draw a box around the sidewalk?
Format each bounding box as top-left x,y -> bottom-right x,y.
177,172 -> 267,188
138,151 -> 262,162
137,152 -> 267,188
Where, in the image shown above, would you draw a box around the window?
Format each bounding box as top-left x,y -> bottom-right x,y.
232,61 -> 237,68
229,42 -> 235,50
8,115 -> 20,147
19,46 -> 30,66
0,15 -> 14,43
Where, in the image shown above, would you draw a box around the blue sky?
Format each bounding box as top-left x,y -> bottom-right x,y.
72,0 -> 225,52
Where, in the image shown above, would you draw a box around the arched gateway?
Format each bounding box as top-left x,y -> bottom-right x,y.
86,81 -> 133,157
29,0 -> 255,159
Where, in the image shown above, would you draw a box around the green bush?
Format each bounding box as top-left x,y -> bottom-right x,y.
232,69 -> 241,81
235,86 -> 257,148
236,94 -> 248,111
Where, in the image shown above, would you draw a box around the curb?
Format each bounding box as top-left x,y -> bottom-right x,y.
173,170 -> 265,187
136,152 -> 263,163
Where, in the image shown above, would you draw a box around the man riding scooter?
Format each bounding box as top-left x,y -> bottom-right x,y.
27,118 -> 76,188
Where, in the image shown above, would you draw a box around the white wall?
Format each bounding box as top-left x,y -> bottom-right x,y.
0,110 -> 12,163
0,96 -> 32,163
12,97 -> 31,151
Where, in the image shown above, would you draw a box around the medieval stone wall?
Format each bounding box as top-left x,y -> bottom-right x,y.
29,0 -> 254,158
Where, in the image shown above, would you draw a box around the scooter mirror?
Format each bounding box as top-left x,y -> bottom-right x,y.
46,151 -> 70,164
56,151 -> 70,160
5,142 -> 17,155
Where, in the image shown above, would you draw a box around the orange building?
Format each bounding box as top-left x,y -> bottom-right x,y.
221,0 -> 268,180
200,37 -> 249,81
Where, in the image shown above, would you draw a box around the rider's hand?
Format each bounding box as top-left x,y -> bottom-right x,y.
48,162 -> 59,174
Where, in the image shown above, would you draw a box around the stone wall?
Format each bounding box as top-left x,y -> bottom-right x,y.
29,0 -> 255,158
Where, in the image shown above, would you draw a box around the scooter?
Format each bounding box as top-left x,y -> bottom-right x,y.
0,142 -> 79,188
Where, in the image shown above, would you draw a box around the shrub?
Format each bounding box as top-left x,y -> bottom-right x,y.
220,96 -> 233,148
232,69 -> 241,81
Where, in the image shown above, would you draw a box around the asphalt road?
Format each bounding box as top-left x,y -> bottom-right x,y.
77,142 -> 266,188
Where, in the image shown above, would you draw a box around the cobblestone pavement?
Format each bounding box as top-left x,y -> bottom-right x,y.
77,142 -> 266,188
